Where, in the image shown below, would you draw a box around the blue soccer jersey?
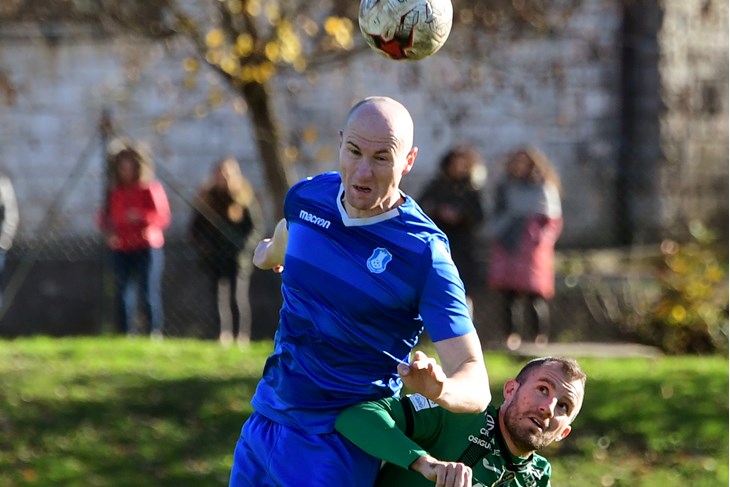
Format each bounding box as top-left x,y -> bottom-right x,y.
251,172 -> 474,434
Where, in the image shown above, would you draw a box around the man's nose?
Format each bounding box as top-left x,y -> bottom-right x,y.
355,158 -> 374,176
540,397 -> 557,418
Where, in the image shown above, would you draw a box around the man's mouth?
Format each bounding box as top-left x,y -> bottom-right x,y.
353,185 -> 371,194
529,417 -> 546,431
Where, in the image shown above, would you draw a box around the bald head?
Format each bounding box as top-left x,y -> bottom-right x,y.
338,96 -> 419,218
344,97 -> 415,153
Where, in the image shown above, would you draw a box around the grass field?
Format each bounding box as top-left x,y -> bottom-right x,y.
0,337 -> 727,486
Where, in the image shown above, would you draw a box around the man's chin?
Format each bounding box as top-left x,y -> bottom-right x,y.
346,196 -> 374,211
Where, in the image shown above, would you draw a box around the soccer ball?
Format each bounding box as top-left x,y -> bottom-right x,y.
358,0 -> 453,61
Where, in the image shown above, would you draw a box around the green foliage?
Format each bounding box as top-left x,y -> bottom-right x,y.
640,223 -> 728,354
0,338 -> 727,486
549,356 -> 729,486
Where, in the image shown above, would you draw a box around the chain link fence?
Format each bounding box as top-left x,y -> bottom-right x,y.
1,110 -> 727,350
0,81 -> 727,346
1,124 -> 283,341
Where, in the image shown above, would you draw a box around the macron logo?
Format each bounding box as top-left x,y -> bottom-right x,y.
299,210 -> 331,229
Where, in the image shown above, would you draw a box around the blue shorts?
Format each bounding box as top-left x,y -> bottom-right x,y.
229,412 -> 381,486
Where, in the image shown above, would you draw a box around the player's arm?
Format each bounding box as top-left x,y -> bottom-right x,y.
335,397 -> 472,487
335,397 -> 428,470
253,218 -> 287,272
401,237 -> 491,413
399,333 -> 490,413
434,333 -> 490,412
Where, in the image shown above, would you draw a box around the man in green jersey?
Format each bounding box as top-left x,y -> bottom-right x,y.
336,356 -> 586,487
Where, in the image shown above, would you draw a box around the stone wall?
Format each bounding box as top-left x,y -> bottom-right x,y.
0,1 -> 626,248
0,1 -> 725,248
659,0 -> 729,239
0,1 -> 726,339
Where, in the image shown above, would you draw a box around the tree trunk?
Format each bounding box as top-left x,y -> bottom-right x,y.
240,80 -> 296,222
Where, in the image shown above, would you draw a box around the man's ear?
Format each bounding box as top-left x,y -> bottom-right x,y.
556,425 -> 572,442
503,379 -> 519,403
402,147 -> 418,175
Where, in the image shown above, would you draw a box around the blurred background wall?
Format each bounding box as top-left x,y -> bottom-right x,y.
0,0 -> 726,345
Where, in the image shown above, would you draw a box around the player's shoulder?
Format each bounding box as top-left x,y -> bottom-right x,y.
289,171 -> 342,195
399,196 -> 448,244
291,171 -> 340,192
286,172 -> 340,205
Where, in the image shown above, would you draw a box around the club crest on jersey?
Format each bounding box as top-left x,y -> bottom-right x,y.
367,247 -> 392,274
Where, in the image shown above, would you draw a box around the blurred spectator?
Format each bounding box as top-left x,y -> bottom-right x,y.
100,139 -> 171,339
0,171 -> 18,309
418,145 -> 486,315
487,147 -> 562,350
190,158 -> 263,346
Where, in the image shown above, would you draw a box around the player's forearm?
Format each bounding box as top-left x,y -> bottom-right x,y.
335,400 -> 427,470
436,359 -> 491,413
432,334 -> 491,413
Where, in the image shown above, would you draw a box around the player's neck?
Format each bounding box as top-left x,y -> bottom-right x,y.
498,411 -> 532,459
342,194 -> 403,218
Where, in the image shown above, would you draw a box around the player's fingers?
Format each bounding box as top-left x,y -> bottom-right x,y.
442,465 -> 454,487
447,463 -> 471,487
413,350 -> 428,361
463,465 -> 472,486
431,363 -> 447,382
439,464 -> 458,487
410,358 -> 430,371
434,466 -> 446,487
426,359 -> 444,378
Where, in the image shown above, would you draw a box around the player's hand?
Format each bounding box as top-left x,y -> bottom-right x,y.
397,350 -> 446,402
253,219 -> 287,272
253,239 -> 283,273
410,454 -> 472,487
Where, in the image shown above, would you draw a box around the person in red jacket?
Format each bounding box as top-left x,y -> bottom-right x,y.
101,140 -> 171,338
487,147 -> 563,351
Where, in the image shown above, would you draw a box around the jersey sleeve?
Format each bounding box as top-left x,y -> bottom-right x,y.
335,394 -> 450,471
335,397 -> 428,470
419,238 -> 474,342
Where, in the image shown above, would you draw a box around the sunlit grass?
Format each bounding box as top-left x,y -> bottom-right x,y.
0,337 -> 726,486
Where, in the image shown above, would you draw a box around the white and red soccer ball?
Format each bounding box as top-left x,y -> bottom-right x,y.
359,0 -> 453,61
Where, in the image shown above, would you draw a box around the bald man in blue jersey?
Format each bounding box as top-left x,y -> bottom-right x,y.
228,96 -> 491,487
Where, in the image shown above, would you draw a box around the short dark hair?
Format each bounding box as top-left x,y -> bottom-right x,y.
515,356 -> 586,388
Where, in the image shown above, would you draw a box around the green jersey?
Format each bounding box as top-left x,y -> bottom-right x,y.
335,395 -> 551,487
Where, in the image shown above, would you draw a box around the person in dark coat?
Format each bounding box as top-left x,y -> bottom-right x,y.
418,145 -> 486,316
190,158 -> 263,346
